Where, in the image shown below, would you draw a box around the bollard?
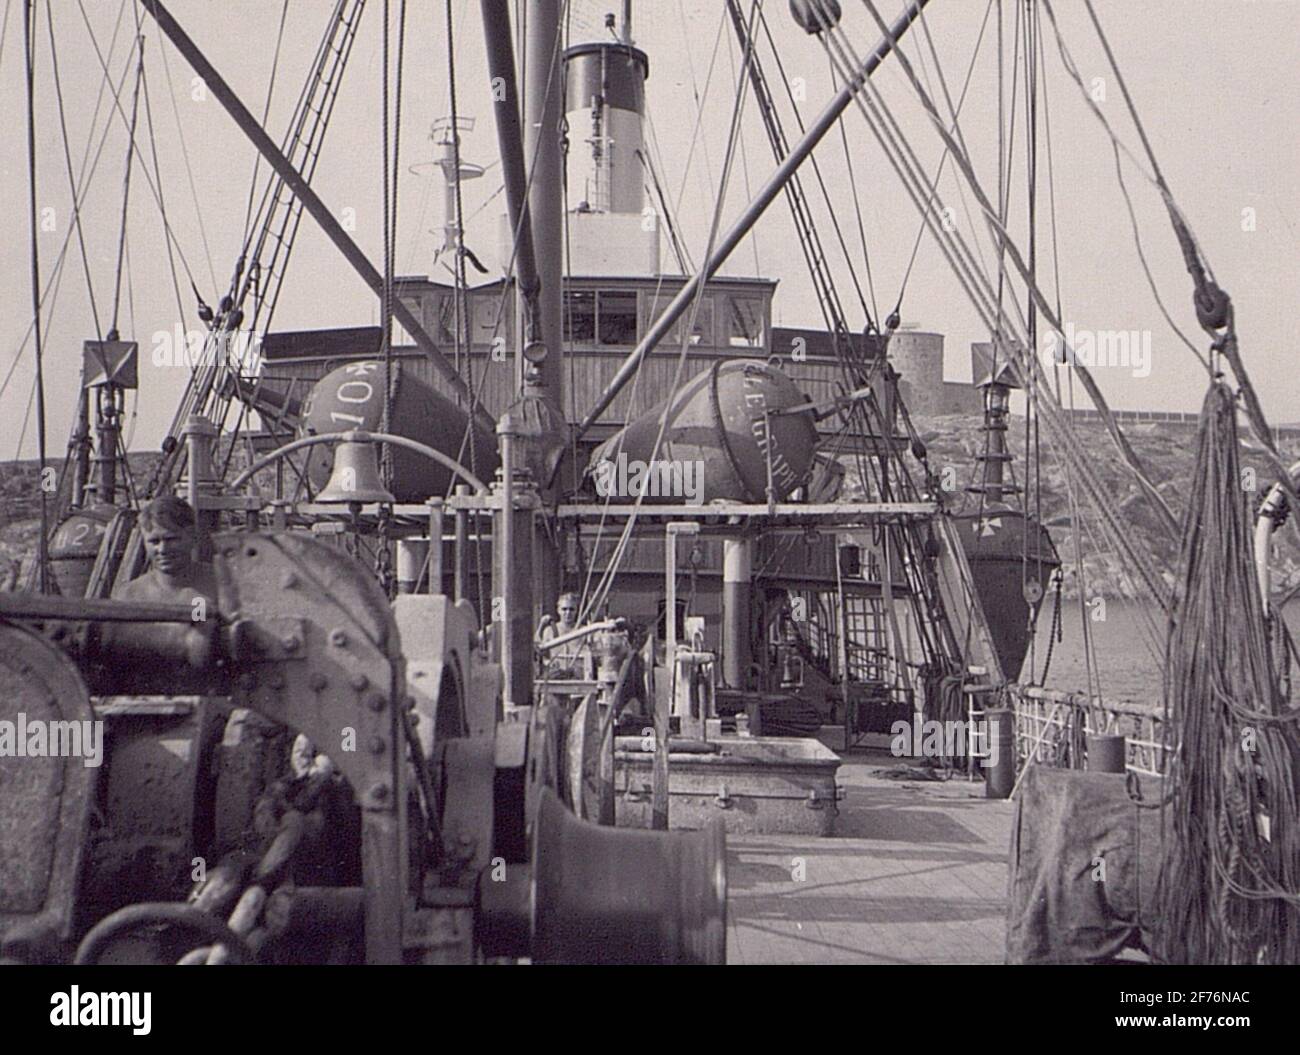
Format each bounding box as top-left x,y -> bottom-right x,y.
983,707 -> 1016,799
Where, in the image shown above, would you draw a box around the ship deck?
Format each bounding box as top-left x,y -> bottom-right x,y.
725,749 -> 1014,965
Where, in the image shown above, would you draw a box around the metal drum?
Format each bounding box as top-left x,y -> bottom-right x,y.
300,360 -> 498,502
588,359 -> 819,504
1086,734 -> 1127,774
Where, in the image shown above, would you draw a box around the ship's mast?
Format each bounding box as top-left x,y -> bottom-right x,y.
523,0 -> 565,412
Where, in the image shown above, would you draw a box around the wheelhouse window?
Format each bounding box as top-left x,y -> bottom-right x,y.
428,292 -> 460,345
564,290 -> 641,346
563,291 -> 596,343
392,302 -> 414,347
728,296 -> 765,348
472,295 -> 503,343
598,291 -> 638,345
646,291 -> 713,348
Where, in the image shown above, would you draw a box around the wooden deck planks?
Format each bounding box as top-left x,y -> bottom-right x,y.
726,751 -> 1014,964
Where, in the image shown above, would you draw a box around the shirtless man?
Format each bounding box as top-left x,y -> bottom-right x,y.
106,496 -> 218,691
116,495 -> 217,609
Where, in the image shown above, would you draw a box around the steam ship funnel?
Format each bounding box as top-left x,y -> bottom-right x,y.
563,41 -> 648,215
560,39 -> 658,275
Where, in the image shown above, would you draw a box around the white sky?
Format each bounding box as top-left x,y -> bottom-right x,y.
0,0 -> 1297,460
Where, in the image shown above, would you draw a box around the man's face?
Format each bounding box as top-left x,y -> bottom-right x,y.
558,600 -> 577,625
144,523 -> 194,577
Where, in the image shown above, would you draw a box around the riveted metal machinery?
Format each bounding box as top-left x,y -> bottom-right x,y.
0,486 -> 726,965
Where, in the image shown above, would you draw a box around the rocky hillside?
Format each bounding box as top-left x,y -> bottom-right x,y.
903,412 -> 1300,598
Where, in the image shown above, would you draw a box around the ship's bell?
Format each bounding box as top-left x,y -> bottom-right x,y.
316,437 -> 396,504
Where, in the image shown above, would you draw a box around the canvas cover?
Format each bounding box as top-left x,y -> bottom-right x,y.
1006,765 -> 1166,964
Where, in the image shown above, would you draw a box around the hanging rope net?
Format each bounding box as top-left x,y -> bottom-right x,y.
1154,381 -> 1300,964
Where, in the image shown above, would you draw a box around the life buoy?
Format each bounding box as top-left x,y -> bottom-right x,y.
1254,460 -> 1300,605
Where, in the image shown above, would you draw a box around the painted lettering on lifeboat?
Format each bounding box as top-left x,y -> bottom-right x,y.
587,359 -> 819,504
300,361 -> 499,502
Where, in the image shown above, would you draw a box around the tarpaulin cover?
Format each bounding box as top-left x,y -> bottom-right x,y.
1006,765 -> 1165,964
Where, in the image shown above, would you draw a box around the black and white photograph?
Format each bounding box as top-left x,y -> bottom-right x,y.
0,0 -> 1296,1028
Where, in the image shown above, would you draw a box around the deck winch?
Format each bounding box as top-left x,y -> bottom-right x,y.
0,527 -> 727,965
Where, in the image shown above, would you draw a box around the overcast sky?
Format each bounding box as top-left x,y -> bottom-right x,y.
0,0 -> 1296,459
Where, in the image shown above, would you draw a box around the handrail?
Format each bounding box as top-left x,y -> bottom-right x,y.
227,430 -> 489,496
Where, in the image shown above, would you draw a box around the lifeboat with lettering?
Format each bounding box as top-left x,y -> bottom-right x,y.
300,360 -> 499,502
587,359 -> 819,504
48,504 -> 117,598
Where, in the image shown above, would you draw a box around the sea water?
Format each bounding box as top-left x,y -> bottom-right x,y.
1028,598 -> 1300,706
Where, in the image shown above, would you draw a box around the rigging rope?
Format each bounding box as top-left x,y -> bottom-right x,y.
895,0 -> 996,320
640,91 -> 694,274
128,2 -> 187,328
814,11 -> 1171,638
670,1 -> 727,235
722,25 -> 762,278
44,0 -> 143,511
23,0 -> 50,589
0,0 -> 14,76
579,0 -> 760,625
107,31 -> 142,337
859,1 -> 1180,547
151,2 -> 219,295
77,0 -> 202,302
239,1 -> 290,245
1042,0 -> 1300,546
43,0 -> 106,344
1154,382 -> 1300,964
827,55 -> 878,328
0,40 -> 135,403
443,0 -> 570,489
376,0 -> 406,597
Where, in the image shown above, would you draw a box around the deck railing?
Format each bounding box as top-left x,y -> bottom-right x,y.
1004,683 -> 1170,778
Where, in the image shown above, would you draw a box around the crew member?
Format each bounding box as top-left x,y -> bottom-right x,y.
116,495 -> 218,608
536,592 -> 589,679
104,496 -> 218,692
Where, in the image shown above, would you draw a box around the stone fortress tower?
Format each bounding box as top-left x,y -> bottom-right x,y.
888,330 -> 982,416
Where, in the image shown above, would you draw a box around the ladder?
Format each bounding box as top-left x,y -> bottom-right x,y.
842,594 -> 888,683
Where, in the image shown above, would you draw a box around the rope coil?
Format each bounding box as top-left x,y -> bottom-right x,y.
1153,383 -> 1300,965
